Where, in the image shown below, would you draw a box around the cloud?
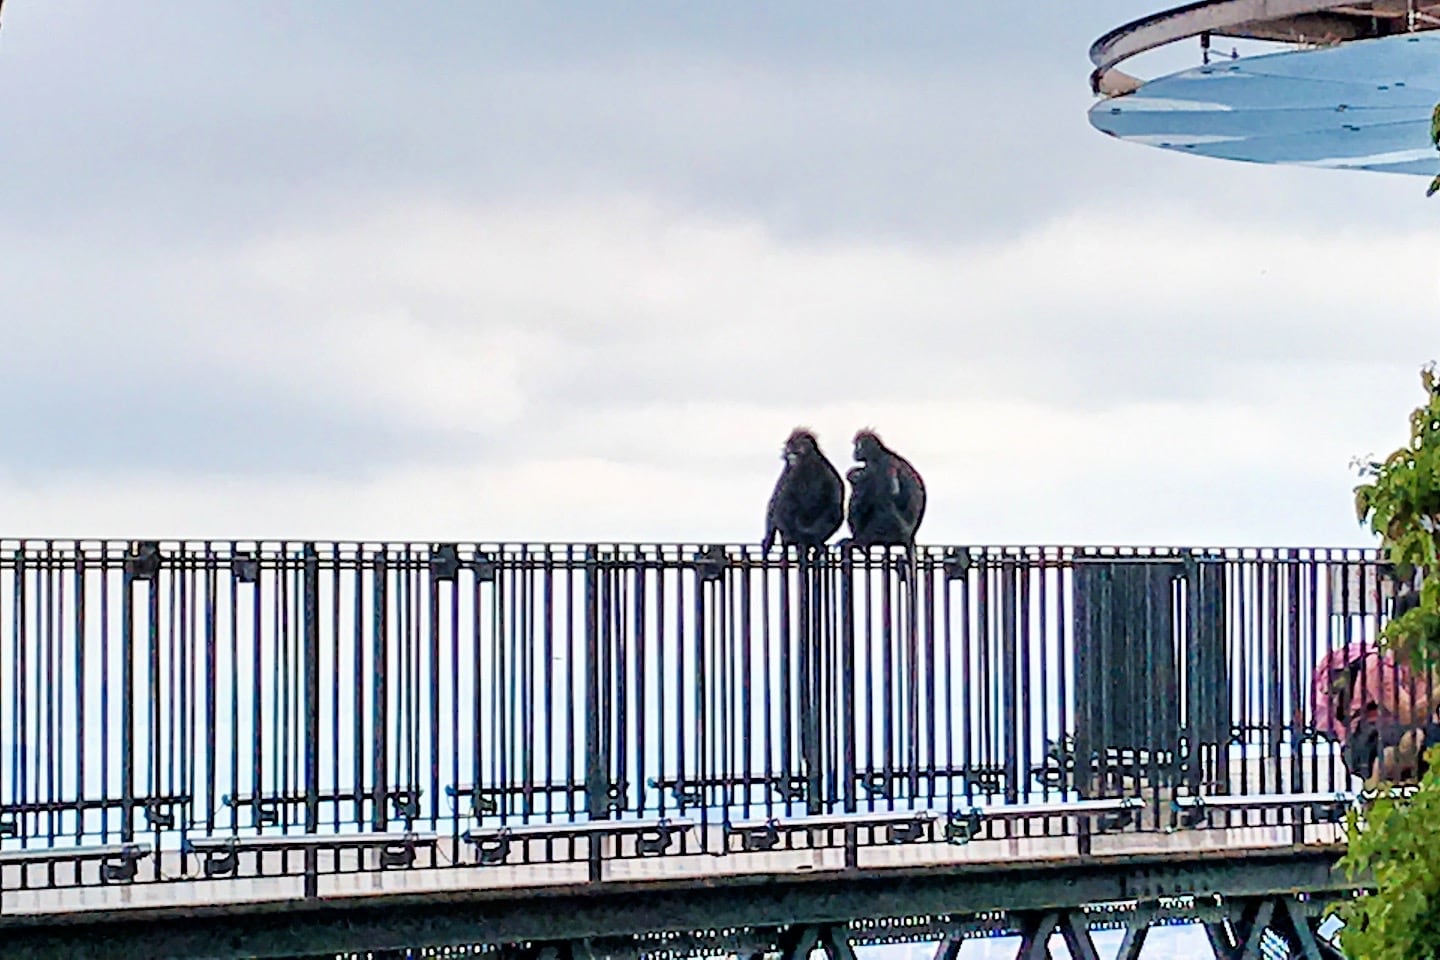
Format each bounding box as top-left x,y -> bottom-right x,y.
0,189 -> 1431,548
9,0 -> 1394,250
0,3 -> 1430,550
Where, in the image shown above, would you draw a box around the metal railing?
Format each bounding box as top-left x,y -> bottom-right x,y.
0,540 -> 1414,903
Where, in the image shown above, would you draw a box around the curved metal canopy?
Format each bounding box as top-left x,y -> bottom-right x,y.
1089,2 -> 1440,178
1091,0 -> 1440,96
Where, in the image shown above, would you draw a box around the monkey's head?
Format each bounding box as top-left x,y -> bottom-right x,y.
783,428 -> 820,464
853,429 -> 884,463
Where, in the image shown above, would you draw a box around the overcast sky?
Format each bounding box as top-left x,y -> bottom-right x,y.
0,1 -> 1435,546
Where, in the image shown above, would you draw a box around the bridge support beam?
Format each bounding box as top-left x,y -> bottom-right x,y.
1013,910 -> 1101,960
1198,895 -> 1344,960
779,924 -> 858,960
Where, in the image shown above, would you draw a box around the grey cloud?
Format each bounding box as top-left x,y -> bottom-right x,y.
0,373 -> 440,479
0,0 -> 1430,493
8,0 -> 1410,253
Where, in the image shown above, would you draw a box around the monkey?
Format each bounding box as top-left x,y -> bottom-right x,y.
761,428 -> 844,556
843,429 -> 926,550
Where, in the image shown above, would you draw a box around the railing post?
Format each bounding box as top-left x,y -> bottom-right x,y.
583,546 -> 608,881
1001,557 -> 1019,805
302,543 -> 320,898
800,553 -> 822,815
841,551 -> 858,869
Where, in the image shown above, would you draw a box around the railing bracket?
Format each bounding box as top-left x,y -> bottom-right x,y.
124,541 -> 162,579
430,543 -> 461,581
476,830 -> 512,866
232,551 -> 259,583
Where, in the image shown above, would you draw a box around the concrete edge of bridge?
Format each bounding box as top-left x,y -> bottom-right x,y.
0,846 -> 1359,960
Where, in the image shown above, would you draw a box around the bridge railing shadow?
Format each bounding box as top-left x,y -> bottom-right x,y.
0,540 -> 1414,903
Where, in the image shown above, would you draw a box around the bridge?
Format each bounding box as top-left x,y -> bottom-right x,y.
0,540 -> 1393,959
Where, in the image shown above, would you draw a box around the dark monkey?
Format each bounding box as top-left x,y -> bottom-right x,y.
762,429 -> 844,555
844,429 -> 926,550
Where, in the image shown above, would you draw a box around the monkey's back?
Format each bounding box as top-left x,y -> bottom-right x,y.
847,456 -> 924,546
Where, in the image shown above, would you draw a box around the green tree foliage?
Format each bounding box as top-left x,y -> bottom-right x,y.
1352,364 -> 1440,666
1337,363 -> 1440,959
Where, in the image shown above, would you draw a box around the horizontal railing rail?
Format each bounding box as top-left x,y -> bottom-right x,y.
0,539 -> 1415,911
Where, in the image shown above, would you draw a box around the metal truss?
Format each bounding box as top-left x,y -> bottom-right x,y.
316,895 -> 1348,960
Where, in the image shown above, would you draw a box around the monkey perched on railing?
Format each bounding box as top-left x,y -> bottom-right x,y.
842,429 -> 926,553
761,428 -> 844,558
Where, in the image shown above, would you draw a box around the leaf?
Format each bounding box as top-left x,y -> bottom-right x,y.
1345,362 -> 1440,955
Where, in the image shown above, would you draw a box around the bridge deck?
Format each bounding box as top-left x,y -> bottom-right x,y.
1,823 -> 1341,919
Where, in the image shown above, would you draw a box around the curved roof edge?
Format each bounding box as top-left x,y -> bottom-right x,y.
1090,0 -> 1440,97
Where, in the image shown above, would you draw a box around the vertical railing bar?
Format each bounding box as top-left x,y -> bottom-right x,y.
841,549 -> 857,821
976,557 -> 991,806
583,545 -> 604,880
906,556 -> 920,807
428,549 -> 442,833
43,545 -> 56,848
1287,560 -> 1303,800
777,553 -> 791,811
1272,554 -> 1285,812
400,550 -> 412,824
303,542 -> 320,897
862,555 -> 875,812
411,545 -> 420,824
743,555 -> 754,817
694,554 -> 709,845
760,556 -> 772,819
1035,555 -> 1050,808
471,548 -> 486,826
45,544 -> 57,847
446,546 -> 460,848
117,549 -> 132,846
372,549 -> 389,832
1001,558 -> 1018,808
540,556 -> 554,824
564,546 -> 576,822
922,555 -> 937,807
677,550 -> 691,825
1057,553 -> 1071,813
1022,559 -> 1037,812
353,547 -> 366,829
329,546 -> 340,833
1,544 -> 10,846
172,548 -> 184,848
493,553 -> 506,822
181,547 -> 195,865
73,548 -> 86,843
17,546 -> 30,846
229,544 -> 240,836
958,558 -> 971,805
203,545 -> 217,838
800,553 -> 820,815
880,553 -> 894,812
250,553 -> 264,831
611,557 -> 624,824
633,555 -> 647,821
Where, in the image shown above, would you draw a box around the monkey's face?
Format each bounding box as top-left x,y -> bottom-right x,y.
853,432 -> 880,463
785,431 -> 818,463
